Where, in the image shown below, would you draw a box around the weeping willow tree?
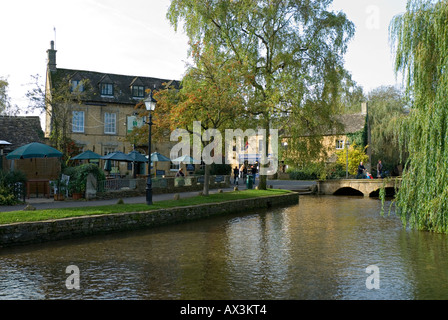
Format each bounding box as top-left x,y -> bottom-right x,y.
390,0 -> 448,233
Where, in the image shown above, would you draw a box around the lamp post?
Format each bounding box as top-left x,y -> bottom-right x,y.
345,140 -> 350,179
144,95 -> 156,205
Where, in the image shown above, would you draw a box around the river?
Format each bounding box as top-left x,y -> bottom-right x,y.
1,195 -> 448,300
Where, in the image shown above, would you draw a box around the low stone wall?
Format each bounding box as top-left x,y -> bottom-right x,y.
0,192 -> 299,248
93,175 -> 231,200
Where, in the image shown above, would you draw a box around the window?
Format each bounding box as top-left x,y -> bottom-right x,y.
170,162 -> 180,171
72,111 -> 84,133
336,139 -> 345,150
103,147 -> 115,156
101,83 -> 113,96
71,80 -> 84,92
104,112 -> 116,134
132,85 -> 144,98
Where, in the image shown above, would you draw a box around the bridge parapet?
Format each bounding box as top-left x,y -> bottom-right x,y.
317,178 -> 401,197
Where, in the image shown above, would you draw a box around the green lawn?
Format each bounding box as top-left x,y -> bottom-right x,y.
0,189 -> 292,225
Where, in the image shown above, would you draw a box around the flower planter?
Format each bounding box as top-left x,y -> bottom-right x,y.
72,193 -> 83,200
54,194 -> 65,201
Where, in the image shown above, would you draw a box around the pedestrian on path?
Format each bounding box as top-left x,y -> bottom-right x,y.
357,162 -> 366,179
233,166 -> 239,185
251,165 -> 257,184
377,160 -> 383,178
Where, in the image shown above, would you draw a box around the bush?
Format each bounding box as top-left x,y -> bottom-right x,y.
325,163 -> 347,179
210,163 -> 231,175
63,163 -> 106,195
287,162 -> 348,180
195,163 -> 232,176
287,162 -> 325,180
0,169 -> 27,205
335,143 -> 369,176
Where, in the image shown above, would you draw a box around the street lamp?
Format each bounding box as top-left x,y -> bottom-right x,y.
144,95 -> 156,205
345,140 -> 350,179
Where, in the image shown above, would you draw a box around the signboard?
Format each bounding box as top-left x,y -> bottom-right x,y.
127,116 -> 145,133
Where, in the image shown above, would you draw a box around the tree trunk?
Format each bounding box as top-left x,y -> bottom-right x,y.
258,120 -> 270,190
203,163 -> 211,196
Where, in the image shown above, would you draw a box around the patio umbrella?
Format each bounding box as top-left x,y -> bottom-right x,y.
150,152 -> 171,177
101,152 -> 133,176
171,155 -> 199,163
101,151 -> 133,162
71,150 -> 102,161
104,159 -> 112,172
150,152 -> 170,162
128,150 -> 148,178
6,142 -> 63,159
127,150 -> 148,162
0,140 -> 11,156
0,140 -> 11,146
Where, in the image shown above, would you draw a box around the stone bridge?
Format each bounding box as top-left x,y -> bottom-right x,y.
317,178 -> 401,197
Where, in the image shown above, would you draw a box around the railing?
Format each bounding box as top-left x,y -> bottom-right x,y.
98,175 -> 230,192
100,178 -> 140,191
12,182 -> 26,202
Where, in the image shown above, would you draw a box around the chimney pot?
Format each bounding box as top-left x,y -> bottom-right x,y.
47,41 -> 57,72
361,102 -> 368,115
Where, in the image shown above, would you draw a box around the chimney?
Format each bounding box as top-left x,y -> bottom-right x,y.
361,102 -> 368,115
47,40 -> 57,72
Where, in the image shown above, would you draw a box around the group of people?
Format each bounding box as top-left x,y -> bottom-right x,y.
176,163 -> 258,185
357,160 -> 383,179
233,163 -> 258,185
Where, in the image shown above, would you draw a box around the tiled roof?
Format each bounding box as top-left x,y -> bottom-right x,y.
0,116 -> 45,154
50,68 -> 180,105
283,112 -> 367,138
331,113 -> 367,135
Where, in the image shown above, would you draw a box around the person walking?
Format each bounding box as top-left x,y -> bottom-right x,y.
357,161 -> 366,179
377,160 -> 383,178
233,166 -> 239,185
175,168 -> 185,177
239,164 -> 245,179
251,165 -> 257,185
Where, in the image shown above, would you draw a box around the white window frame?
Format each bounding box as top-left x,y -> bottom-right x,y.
72,111 -> 85,133
104,112 -> 117,134
170,162 -> 180,171
71,80 -> 84,92
101,83 -> 113,96
132,85 -> 145,98
336,139 -> 345,150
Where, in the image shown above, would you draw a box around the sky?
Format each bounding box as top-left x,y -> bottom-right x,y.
0,0 -> 408,124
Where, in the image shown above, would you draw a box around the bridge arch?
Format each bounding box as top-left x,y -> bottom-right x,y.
317,179 -> 400,197
333,187 -> 364,197
368,187 -> 398,198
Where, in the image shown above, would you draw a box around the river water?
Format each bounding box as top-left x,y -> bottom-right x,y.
1,195 -> 448,300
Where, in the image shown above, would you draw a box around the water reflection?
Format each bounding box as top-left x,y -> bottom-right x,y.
1,196 -> 448,299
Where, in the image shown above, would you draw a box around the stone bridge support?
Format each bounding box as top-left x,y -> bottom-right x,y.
317,179 -> 400,197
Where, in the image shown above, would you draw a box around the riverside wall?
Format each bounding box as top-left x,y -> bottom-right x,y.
0,192 -> 299,248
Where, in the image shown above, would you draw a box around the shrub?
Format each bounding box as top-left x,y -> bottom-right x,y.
335,143 -> 369,176
0,169 -> 27,205
287,162 -> 325,180
64,163 -> 106,195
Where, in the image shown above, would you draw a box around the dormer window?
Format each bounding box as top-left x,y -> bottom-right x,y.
132,85 -> 145,98
71,80 -> 84,92
101,83 -> 114,96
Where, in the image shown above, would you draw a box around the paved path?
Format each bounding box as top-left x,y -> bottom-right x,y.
0,180 -> 315,213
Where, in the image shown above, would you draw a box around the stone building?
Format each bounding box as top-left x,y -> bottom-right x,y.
0,116 -> 60,179
281,102 -> 370,171
45,41 -> 180,176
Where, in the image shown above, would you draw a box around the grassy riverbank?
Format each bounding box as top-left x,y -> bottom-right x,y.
0,189 -> 292,225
